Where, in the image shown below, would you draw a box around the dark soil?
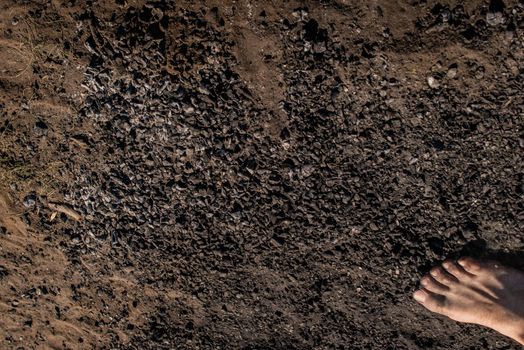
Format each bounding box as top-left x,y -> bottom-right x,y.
0,0 -> 523,349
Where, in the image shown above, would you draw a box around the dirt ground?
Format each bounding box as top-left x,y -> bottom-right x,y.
0,0 -> 523,349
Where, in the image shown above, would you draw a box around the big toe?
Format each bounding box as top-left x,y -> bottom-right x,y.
413,289 -> 447,315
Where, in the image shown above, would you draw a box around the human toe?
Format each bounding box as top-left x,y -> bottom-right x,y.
430,266 -> 458,286
421,275 -> 449,294
458,257 -> 482,274
413,288 -> 447,314
442,260 -> 473,279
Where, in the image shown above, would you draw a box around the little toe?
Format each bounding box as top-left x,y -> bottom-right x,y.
442,260 -> 473,279
430,266 -> 458,286
420,275 -> 449,294
413,288 -> 447,315
458,257 -> 507,276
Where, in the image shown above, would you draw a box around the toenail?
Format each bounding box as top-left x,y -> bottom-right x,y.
430,268 -> 440,276
442,262 -> 450,268
413,290 -> 426,302
421,277 -> 429,286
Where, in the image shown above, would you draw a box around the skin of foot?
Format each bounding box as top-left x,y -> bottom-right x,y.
413,257 -> 524,345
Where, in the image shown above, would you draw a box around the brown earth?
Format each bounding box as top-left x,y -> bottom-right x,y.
0,0 -> 523,349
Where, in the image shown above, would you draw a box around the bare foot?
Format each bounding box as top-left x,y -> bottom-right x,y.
413,257 -> 524,345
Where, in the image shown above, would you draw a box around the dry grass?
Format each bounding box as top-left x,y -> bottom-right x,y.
0,157 -> 65,198
0,15 -> 66,80
0,17 -> 35,79
0,13 -> 70,199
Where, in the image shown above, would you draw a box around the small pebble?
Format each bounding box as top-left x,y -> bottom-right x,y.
475,68 -> 485,79
486,12 -> 504,26
183,106 -> 195,115
34,121 -> 48,136
427,76 -> 440,88
447,67 -> 457,79
441,10 -> 451,22
23,194 -> 36,208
